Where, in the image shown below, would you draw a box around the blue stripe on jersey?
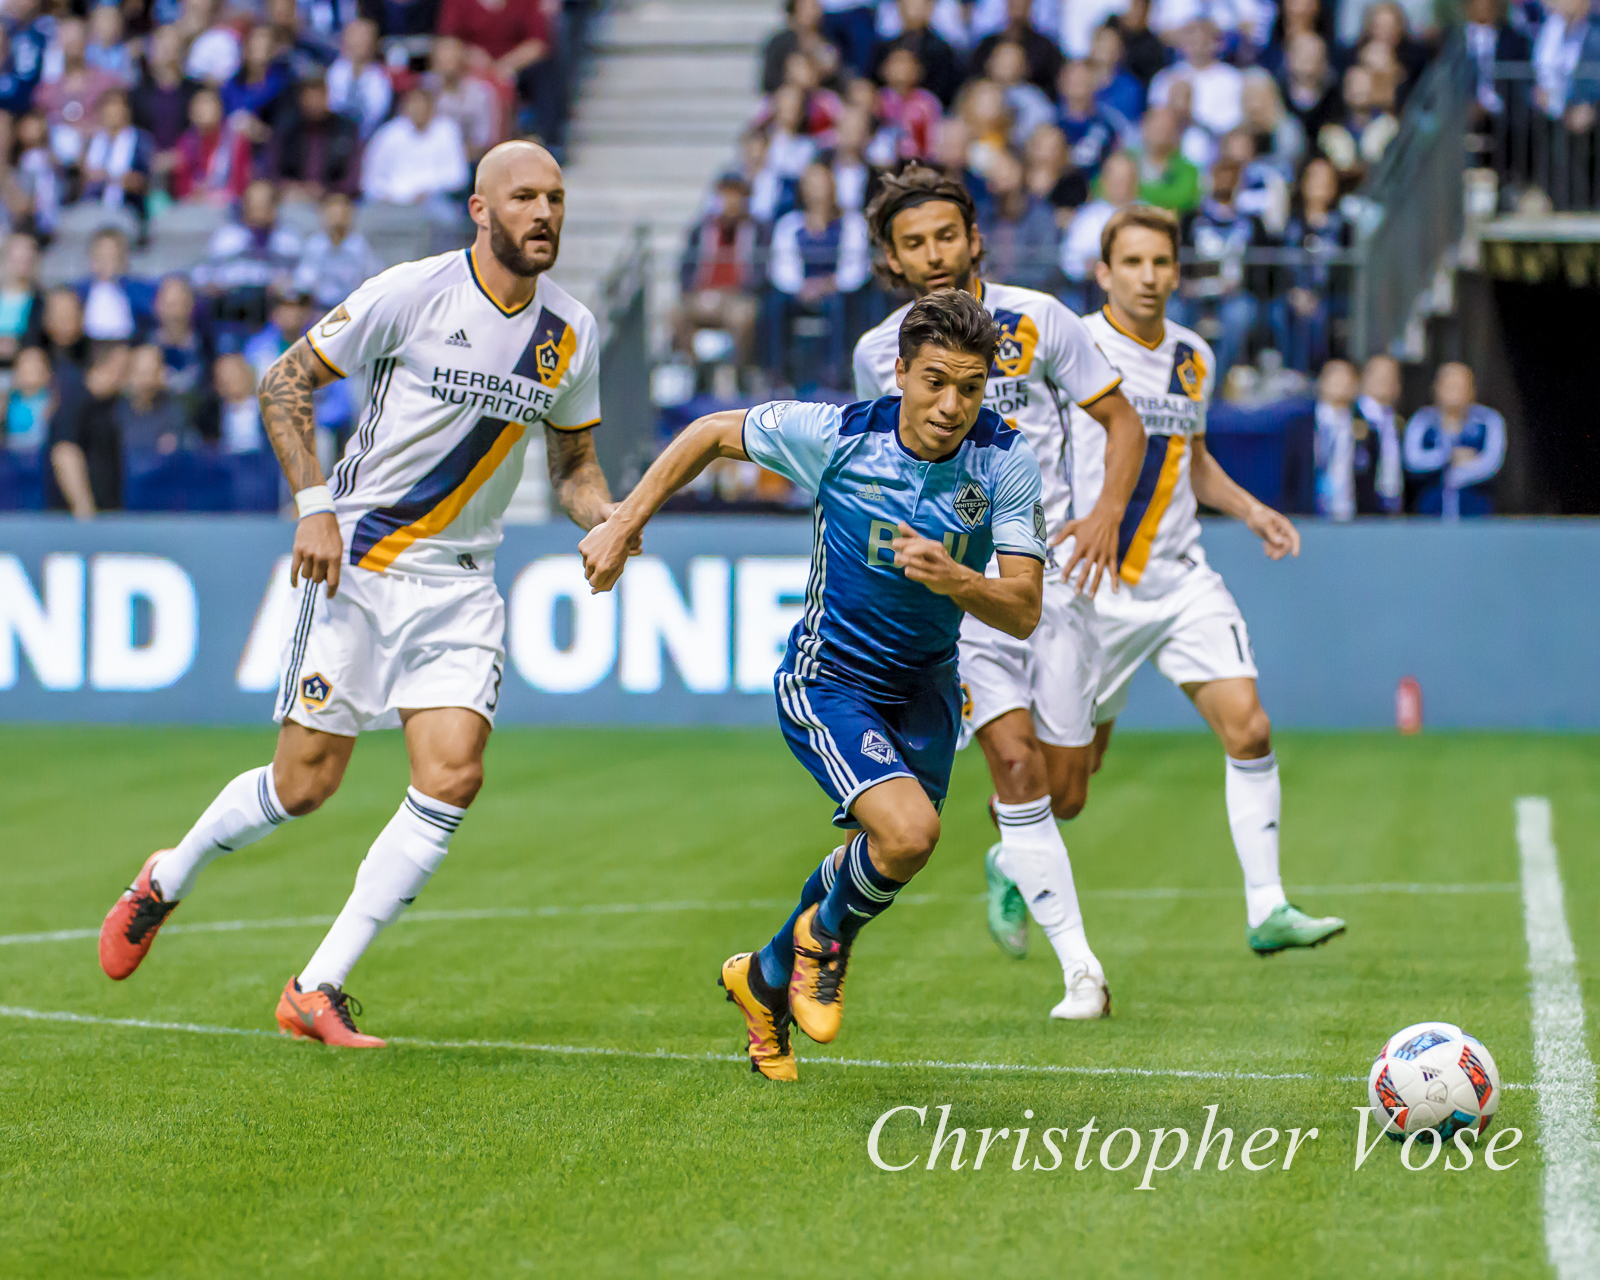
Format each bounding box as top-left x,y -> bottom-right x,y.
1116,439 -> 1174,560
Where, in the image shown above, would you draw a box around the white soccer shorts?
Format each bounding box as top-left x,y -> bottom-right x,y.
274,565 -> 506,737
1092,561 -> 1258,724
958,581 -> 1100,750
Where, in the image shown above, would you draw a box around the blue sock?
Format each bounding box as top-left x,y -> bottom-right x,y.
757,851 -> 838,989
816,833 -> 905,943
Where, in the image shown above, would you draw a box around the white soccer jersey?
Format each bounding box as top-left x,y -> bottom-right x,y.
1072,310 -> 1215,600
852,280 -> 1122,541
305,248 -> 601,579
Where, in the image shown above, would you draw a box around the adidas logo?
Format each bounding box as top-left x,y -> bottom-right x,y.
855,481 -> 886,500
445,329 -> 471,348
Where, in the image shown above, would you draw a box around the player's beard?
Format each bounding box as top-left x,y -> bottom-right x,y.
487,207 -> 559,277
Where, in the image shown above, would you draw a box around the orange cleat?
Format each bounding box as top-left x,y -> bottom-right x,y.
275,978 -> 387,1048
789,905 -> 851,1044
99,851 -> 179,980
719,952 -> 798,1082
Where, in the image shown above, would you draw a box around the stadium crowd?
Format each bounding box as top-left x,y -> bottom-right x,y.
0,0 -> 584,516
672,0 -> 1517,516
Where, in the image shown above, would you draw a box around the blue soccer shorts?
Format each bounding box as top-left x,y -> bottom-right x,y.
774,669 -> 961,828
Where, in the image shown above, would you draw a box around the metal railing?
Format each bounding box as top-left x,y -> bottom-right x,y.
1478,61 -> 1600,212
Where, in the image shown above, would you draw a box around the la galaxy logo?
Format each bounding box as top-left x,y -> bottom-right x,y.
318,304 -> 351,339
299,672 -> 332,710
989,309 -> 1039,379
517,307 -> 577,389
953,480 -> 989,529
1168,342 -> 1208,402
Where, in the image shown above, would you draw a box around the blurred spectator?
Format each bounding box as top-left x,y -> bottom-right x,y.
293,191 -> 382,309
776,49 -> 843,135
5,0 -> 48,92
986,40 -> 1056,146
1360,2 -> 1430,97
1274,156 -> 1347,370
1466,0 -> 1532,122
1021,123 -> 1087,224
84,5 -> 135,84
1177,155 -> 1268,380
361,86 -> 469,208
1107,0 -> 1170,88
40,286 -> 90,376
821,1 -> 877,79
1061,148 -> 1139,303
183,0 -> 244,87
1058,58 -> 1128,179
212,351 -> 265,453
877,46 -> 941,160
677,173 -> 763,375
269,75 -> 362,198
222,24 -> 293,140
12,111 -> 62,238
82,89 -> 153,217
1280,32 -> 1341,140
131,25 -> 201,153
192,178 -> 302,323
1132,105 -> 1202,211
932,116 -> 992,216
979,149 -> 1059,292
1312,359 -> 1363,520
1220,127 -> 1289,235
767,161 -> 870,385
1532,0 -> 1600,137
291,0 -> 363,60
35,17 -> 122,168
763,1 -> 833,95
167,86 -> 253,202
77,227 -> 155,342
1088,26 -> 1145,123
1357,352 -> 1405,514
0,28 -> 36,117
766,84 -> 820,178
1150,19 -> 1243,138
436,0 -> 556,144
48,341 -> 129,517
0,232 -> 45,367
1259,0 -> 1325,79
326,17 -> 391,140
4,345 -> 53,452
424,35 -> 500,162
115,342 -> 190,453
1240,70 -> 1306,183
243,284 -> 312,381
874,0 -> 961,107
826,107 -> 877,210
149,273 -> 211,402
734,128 -> 789,224
957,79 -> 1014,173
1318,65 -> 1398,179
1164,77 -> 1218,171
971,0 -> 1063,95
1404,363 -> 1506,518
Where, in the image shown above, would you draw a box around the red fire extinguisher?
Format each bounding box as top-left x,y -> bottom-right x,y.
1396,677 -> 1422,734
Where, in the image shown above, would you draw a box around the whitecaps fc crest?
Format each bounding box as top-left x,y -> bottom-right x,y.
860,729 -> 896,765
952,480 -> 989,529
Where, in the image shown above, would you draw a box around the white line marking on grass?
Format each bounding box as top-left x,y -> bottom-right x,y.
1516,796 -> 1600,1280
0,883 -> 1517,949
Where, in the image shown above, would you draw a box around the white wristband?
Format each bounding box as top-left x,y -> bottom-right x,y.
295,485 -> 335,520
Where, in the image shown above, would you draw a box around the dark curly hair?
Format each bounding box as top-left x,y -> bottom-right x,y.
865,162 -> 983,290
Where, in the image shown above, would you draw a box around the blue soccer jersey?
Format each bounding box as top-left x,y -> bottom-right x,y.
742,395 -> 1046,701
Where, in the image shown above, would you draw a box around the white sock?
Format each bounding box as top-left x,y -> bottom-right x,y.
1226,753 -> 1288,928
994,796 -> 1100,980
153,766 -> 292,901
298,788 -> 465,991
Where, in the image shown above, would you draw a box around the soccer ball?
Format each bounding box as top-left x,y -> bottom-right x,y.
1367,1022 -> 1501,1142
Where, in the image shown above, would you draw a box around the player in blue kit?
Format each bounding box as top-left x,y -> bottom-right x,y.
580,291 -> 1047,1081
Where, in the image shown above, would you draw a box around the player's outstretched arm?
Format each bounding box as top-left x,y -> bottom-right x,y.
259,338 -> 343,595
1189,434 -> 1300,560
578,409 -> 750,592
544,425 -> 615,531
1053,389 -> 1147,594
891,524 -> 1043,639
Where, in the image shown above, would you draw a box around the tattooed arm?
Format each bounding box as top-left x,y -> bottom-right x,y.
260,338 -> 343,595
544,425 -> 615,531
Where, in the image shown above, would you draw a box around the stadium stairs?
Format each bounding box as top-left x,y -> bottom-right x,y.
551,0 -> 780,333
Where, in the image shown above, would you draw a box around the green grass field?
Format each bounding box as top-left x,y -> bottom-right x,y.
1,726 -> 1595,1278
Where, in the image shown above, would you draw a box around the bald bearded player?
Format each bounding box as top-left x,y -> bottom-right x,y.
98,143 -> 625,1046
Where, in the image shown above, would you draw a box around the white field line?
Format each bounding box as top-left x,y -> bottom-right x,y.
0,1002 -> 1419,1086
0,882 -> 1517,949
1516,797 -> 1600,1280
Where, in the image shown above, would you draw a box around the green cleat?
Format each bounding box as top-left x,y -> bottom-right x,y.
1248,903 -> 1347,955
984,843 -> 1028,959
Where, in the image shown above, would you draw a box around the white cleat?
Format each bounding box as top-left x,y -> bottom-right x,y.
1050,964 -> 1111,1020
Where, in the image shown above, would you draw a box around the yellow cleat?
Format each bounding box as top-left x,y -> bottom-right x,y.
719,952 -> 798,1082
788,905 -> 851,1044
